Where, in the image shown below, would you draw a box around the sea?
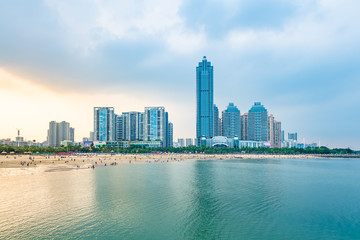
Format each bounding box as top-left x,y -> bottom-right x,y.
1,158 -> 360,239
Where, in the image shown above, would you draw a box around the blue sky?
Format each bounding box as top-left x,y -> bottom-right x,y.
0,0 -> 359,149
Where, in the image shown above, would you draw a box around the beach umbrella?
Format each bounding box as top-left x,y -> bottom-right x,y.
1,151 -> 6,154
10,152 -> 15,154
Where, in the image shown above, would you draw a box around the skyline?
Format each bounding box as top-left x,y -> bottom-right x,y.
1,1 -> 360,149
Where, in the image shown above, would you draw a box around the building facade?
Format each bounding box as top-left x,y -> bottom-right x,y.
185,138 -> 193,147
288,132 -> 298,141
122,111 -> 144,141
248,102 -> 268,142
240,113 -> 248,140
47,121 -> 73,147
196,56 -> 214,145
268,114 -> 275,147
222,103 -> 241,138
144,107 -> 168,145
213,104 -> 221,136
115,114 -> 124,141
70,127 -> 75,142
94,107 -> 115,141
274,121 -> 282,148
167,122 -> 173,147
177,138 -> 185,147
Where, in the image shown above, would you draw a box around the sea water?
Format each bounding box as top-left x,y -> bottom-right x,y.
1,158 -> 360,239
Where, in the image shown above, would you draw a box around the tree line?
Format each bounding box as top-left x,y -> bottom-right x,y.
0,144 -> 357,155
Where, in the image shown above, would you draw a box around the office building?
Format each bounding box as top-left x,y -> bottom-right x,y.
240,113 -> 248,140
222,103 -> 241,138
94,107 -> 116,141
196,56 -> 214,145
281,130 -> 285,141
248,102 -> 268,142
185,138 -> 193,147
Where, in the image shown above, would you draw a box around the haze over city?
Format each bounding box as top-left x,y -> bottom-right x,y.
0,0 -> 359,149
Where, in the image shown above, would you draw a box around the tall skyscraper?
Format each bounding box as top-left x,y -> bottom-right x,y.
268,114 -> 275,147
240,113 -> 248,140
213,104 -> 221,136
274,121 -> 282,148
248,102 -> 268,141
222,103 -> 241,138
281,130 -> 285,142
94,107 -> 115,141
47,121 -> 73,147
196,56 -> 214,145
144,107 -> 168,145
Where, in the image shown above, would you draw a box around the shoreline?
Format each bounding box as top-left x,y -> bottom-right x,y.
1,153 -> 358,171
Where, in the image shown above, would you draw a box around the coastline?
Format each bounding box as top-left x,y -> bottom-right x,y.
1,153 -> 357,171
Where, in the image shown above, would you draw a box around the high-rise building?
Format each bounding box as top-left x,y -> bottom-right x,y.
196,56 -> 214,145
213,104 -> 221,136
144,107 -> 168,145
48,121 -> 58,147
288,132 -> 298,141
167,122 -> 173,147
248,102 -> 268,141
222,103 -> 241,138
281,130 -> 285,142
122,112 -> 144,141
185,138 -> 193,147
115,114 -> 124,141
70,127 -> 75,142
268,114 -> 275,147
240,113 -> 248,140
47,121 -> 73,147
94,107 -> 115,141
274,121 -> 282,148
58,121 -> 70,143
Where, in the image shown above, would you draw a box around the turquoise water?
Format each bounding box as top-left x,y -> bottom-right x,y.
1,158 -> 360,239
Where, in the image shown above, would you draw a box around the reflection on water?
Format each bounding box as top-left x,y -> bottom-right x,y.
1,158 -> 360,239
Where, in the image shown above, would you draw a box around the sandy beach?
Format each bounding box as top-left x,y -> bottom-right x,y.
0,153 -> 324,171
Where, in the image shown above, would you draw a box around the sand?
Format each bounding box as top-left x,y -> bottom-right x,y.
0,153 -> 323,170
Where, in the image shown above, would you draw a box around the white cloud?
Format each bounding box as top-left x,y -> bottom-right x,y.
225,0 -> 360,55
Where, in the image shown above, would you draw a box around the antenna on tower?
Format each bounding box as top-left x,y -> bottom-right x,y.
17,129 -> 21,137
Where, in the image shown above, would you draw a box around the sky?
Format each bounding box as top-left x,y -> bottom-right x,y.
0,0 -> 360,149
